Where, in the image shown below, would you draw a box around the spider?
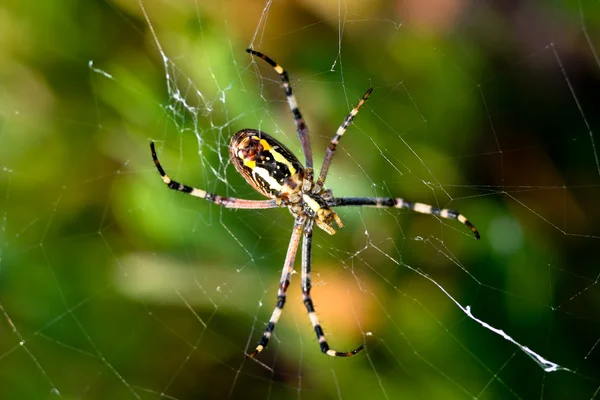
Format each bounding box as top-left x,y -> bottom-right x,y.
150,48 -> 480,359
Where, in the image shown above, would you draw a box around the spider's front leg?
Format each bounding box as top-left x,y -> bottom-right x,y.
301,220 -> 364,357
331,196 -> 480,239
247,217 -> 305,358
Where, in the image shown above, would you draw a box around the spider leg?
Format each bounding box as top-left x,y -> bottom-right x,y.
331,197 -> 480,240
246,49 -> 314,174
151,142 -> 279,209
247,216 -> 306,358
314,88 -> 373,192
301,219 -> 365,357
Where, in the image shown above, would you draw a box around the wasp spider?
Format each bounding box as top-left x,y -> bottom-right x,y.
150,48 -> 480,359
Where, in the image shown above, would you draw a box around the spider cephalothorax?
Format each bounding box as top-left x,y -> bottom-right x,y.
150,48 -> 480,360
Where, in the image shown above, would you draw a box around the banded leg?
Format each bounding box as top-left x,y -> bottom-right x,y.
301,220 -> 365,357
315,88 -> 373,192
247,217 -> 306,358
331,197 -> 480,240
151,142 -> 279,209
246,49 -> 314,171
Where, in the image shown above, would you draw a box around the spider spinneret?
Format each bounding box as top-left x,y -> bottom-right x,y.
150,48 -> 480,360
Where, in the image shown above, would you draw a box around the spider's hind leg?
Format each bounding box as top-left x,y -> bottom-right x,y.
246,48 -> 314,170
150,142 -> 278,210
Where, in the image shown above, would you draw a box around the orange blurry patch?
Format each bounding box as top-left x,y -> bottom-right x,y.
396,0 -> 467,34
289,263 -> 380,340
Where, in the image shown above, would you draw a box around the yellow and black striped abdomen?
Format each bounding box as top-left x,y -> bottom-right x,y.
229,129 -> 304,200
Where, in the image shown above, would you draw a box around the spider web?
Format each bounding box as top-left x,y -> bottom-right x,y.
1,0 -> 599,398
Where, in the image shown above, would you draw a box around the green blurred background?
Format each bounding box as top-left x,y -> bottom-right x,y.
1,0 -> 600,399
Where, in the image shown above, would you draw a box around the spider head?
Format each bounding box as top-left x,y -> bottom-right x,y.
315,208 -> 344,235
301,193 -> 343,235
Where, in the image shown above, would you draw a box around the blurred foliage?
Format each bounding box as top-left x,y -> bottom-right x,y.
1,0 -> 600,399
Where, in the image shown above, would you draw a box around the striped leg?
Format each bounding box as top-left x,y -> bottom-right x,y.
246,49 -> 314,171
314,88 -> 373,192
247,217 -> 305,358
331,197 -> 480,240
301,220 -> 365,357
151,142 -> 278,209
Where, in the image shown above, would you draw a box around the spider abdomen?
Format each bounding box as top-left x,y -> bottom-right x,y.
230,129 -> 304,201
